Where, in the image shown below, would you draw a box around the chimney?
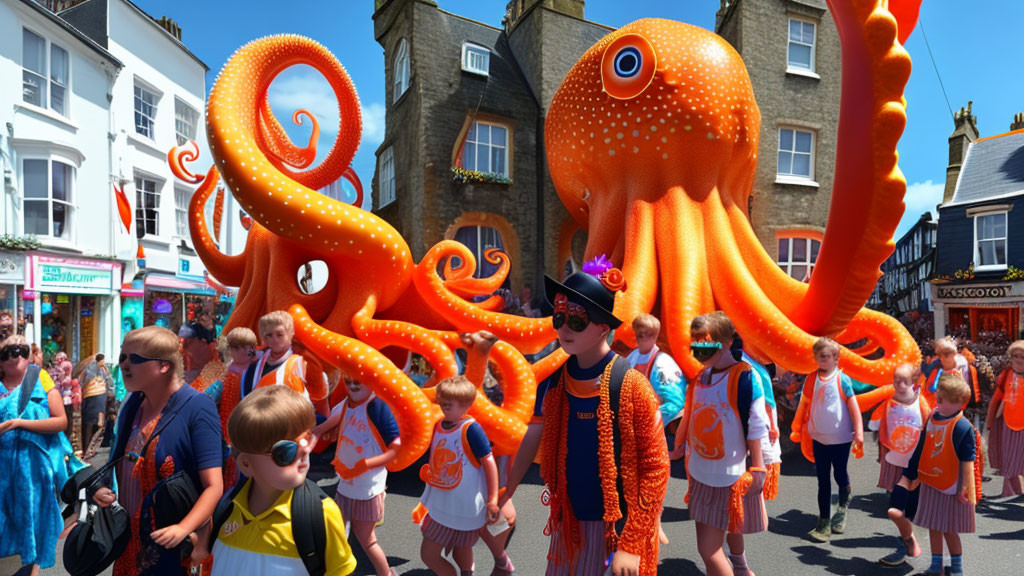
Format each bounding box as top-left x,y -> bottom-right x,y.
42,0 -> 86,12
942,101 -> 978,205
716,0 -> 736,32
157,16 -> 182,41
1012,113 -> 1024,132
505,0 -> 584,32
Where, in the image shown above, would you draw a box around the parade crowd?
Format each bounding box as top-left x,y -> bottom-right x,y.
0,265 -> 1021,576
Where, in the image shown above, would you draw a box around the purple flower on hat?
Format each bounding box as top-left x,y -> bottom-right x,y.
582,254 -> 614,277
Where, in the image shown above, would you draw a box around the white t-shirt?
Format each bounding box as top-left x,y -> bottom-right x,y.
884,400 -> 925,468
332,395 -> 388,499
809,370 -> 855,445
686,369 -> 769,487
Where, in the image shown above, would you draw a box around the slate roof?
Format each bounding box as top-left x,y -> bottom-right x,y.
949,129 -> 1024,205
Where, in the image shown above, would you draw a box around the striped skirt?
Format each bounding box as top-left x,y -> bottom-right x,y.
421,514 -> 481,549
1000,423 -> 1024,477
545,520 -> 608,576
913,484 -> 975,534
687,478 -> 733,532
336,491 -> 386,523
740,489 -> 768,534
877,459 -> 903,492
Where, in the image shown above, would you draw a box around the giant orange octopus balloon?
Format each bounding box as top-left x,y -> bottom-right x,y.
545,0 -> 923,383
178,0 -> 923,468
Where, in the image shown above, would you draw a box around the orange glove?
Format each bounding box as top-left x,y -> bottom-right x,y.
333,458 -> 368,479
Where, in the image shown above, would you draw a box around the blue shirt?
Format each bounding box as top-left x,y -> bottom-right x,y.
366,397 -> 400,446
535,351 -> 616,521
437,419 -> 491,460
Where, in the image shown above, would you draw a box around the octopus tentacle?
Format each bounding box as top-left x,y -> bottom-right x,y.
351,296 -> 460,385
656,192 -> 714,379
442,249 -> 511,298
207,35 -> 411,311
532,348 -> 569,383
257,94 -> 319,170
413,241 -> 556,353
793,0 -> 918,335
291,305 -> 437,471
168,141 -> 203,184
611,199 -> 660,349
188,166 -> 245,286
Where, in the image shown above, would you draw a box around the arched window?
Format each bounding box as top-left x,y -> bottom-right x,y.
393,39 -> 409,103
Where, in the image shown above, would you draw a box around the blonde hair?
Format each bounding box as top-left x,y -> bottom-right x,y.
812,337 -> 841,358
689,312 -> 734,344
632,314 -> 661,335
225,327 -> 257,349
258,310 -> 294,337
122,326 -> 183,380
435,375 -> 477,406
936,372 -> 971,405
228,385 -> 316,454
893,362 -> 921,384
1007,340 -> 1024,358
934,337 -> 957,355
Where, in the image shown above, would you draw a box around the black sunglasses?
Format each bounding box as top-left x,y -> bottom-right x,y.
0,344 -> 29,361
265,431 -> 316,467
690,341 -> 723,362
118,352 -> 169,365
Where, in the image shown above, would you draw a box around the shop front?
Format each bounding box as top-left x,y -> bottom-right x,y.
930,282 -> 1024,341
25,254 -> 122,365
143,270 -> 232,337
0,251 -> 27,340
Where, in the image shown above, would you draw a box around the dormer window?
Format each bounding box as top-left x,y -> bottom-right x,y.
461,43 -> 490,77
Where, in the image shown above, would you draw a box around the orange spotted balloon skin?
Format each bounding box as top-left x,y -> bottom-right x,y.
546,2 -> 923,385
174,35 -> 558,469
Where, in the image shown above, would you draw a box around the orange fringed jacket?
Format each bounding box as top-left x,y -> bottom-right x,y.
539,357 -> 669,575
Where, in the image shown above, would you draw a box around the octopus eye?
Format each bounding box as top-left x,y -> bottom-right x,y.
601,33 -> 657,100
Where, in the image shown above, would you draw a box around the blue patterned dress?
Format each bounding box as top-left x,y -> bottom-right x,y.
0,374 -> 83,568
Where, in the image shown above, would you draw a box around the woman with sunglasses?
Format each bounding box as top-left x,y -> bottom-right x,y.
92,326 -> 223,575
0,335 -> 79,576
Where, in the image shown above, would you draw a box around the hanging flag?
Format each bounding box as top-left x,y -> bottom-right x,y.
213,187 -> 225,244
136,244 -> 146,268
114,184 -> 132,234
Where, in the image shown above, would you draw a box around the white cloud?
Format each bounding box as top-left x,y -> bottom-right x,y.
266,67 -> 385,149
895,179 -> 944,238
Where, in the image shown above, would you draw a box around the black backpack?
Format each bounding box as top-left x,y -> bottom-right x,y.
211,478 -> 329,576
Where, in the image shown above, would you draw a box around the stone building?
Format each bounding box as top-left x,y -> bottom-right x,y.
868,212 -> 938,317
715,0 -> 841,279
370,0 -> 606,294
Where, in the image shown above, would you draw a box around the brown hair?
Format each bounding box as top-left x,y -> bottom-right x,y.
812,337 -> 841,358
689,312 -> 734,344
122,326 -> 183,380
632,313 -> 661,335
893,362 -> 921,383
1,334 -> 27,347
936,371 -> 971,405
228,385 -> 316,454
435,375 -> 477,405
225,327 -> 258,349
258,310 -> 294,337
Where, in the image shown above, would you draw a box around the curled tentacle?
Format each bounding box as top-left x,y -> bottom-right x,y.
188,166 -> 245,286
168,140 -> 203,184
351,297 -> 460,384
532,348 -> 569,383
257,95 -> 319,170
793,0 -> 917,335
342,167 -> 363,208
291,305 -> 436,471
442,249 -> 511,298
414,241 -> 556,353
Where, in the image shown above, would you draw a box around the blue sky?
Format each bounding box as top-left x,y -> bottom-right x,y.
134,0 -> 1024,239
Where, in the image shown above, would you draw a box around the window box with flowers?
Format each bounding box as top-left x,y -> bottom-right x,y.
451,166 -> 511,185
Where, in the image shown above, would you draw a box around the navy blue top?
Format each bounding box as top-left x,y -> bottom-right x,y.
535,351 -> 616,522
902,412 -> 976,481
366,397 -> 400,446
109,384 -> 222,574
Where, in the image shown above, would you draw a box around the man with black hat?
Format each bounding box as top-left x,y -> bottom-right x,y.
502,256 -> 669,576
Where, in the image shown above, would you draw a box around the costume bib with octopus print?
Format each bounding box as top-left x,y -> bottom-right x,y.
686,371 -> 746,488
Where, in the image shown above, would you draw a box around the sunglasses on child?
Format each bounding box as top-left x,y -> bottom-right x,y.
0,344 -> 29,361
262,430 -> 316,467
118,352 -> 169,365
552,293 -> 590,332
690,341 -> 723,362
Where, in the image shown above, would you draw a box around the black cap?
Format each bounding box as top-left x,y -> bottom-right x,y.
544,271 -> 622,329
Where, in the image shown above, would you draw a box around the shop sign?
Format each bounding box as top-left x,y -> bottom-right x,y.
37,264 -> 114,294
936,285 -> 1012,299
177,257 -> 204,282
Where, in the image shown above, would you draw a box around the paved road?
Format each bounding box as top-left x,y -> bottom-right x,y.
6,441 -> 1023,575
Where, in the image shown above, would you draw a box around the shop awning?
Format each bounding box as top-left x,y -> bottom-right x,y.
144,272 -> 218,296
